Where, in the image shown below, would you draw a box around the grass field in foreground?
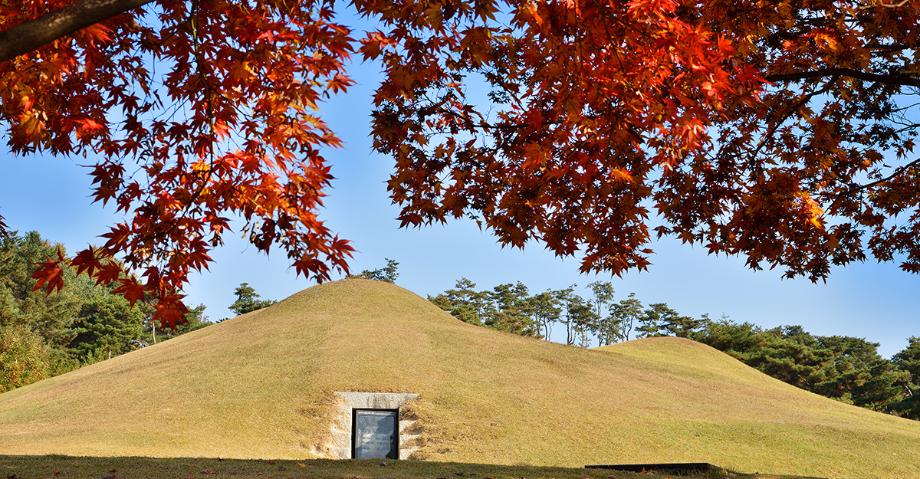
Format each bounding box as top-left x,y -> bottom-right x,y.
0,456 -> 807,479
0,280 -> 917,479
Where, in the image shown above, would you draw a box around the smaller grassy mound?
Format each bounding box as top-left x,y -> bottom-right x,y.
0,456 -> 807,479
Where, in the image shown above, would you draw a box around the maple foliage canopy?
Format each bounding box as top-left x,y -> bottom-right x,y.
1,0 -> 918,327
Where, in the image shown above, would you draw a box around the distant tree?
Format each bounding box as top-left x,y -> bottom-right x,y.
429,278 -> 490,326
0,231 -> 89,383
557,287 -> 575,345
588,281 -> 616,346
355,258 -> 399,283
892,337 -> 920,419
637,302 -> 703,338
485,283 -> 539,337
743,326 -> 833,392
528,291 -> 562,340
691,322 -> 907,413
663,313 -> 704,338
636,303 -> 670,338
667,312 -> 707,338
176,304 -> 210,334
229,283 -> 276,316
691,318 -> 765,357
558,288 -> 597,347
813,336 -> 908,412
610,294 -> 644,341
0,325 -> 52,392
69,291 -> 145,363
0,231 -> 82,348
587,282 -> 614,316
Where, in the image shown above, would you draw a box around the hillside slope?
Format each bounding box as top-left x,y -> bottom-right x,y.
0,279 -> 917,478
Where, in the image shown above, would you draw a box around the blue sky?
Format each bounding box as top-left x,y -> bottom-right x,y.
1,46 -> 917,357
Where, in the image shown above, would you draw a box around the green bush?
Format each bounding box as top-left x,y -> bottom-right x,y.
0,325 -> 52,392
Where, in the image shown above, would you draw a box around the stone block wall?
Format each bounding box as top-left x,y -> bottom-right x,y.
313,391 -> 421,460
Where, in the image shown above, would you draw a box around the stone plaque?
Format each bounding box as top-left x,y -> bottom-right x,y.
352,409 -> 397,459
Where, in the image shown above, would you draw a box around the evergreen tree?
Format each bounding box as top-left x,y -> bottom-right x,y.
528,291 -> 561,340
485,283 -> 538,336
560,288 -> 597,346
176,304 -> 210,334
747,326 -> 834,392
0,231 -> 83,347
691,318 -> 765,358
355,258 -> 399,283
228,283 -> 276,316
588,281 -> 617,345
636,301 -> 669,337
815,336 -> 908,411
610,294 -> 643,341
892,337 -> 920,419
69,292 -> 145,363
428,278 -> 489,326
661,310 -> 704,338
0,231 -> 86,382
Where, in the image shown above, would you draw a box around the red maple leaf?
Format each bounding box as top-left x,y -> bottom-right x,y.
32,256 -> 65,293
113,278 -> 146,306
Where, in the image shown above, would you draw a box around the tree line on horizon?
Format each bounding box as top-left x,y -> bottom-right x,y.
429,277 -> 920,421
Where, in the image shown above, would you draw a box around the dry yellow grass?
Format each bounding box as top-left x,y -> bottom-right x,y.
0,279 -> 917,479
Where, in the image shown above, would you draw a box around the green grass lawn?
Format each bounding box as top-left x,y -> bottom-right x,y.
0,456 -> 808,479
0,280 -> 917,478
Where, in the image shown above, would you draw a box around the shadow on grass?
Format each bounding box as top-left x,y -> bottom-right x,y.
0,455 -> 820,479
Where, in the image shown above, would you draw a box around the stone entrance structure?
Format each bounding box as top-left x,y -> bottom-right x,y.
317,392 -> 421,459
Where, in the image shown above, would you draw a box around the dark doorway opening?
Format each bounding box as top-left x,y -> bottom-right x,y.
351,408 -> 398,459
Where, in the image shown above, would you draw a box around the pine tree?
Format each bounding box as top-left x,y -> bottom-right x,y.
428,278 -> 490,326
588,281 -> 616,345
528,291 -> 562,341
228,283 -> 276,316
610,294 -> 644,341
892,337 -> 920,419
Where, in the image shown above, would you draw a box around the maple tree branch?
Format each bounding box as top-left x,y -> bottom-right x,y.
856,158 -> 920,191
766,68 -> 920,89
743,80 -> 837,166
0,0 -> 154,62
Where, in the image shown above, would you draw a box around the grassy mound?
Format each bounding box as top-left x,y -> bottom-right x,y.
0,279 -> 917,478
